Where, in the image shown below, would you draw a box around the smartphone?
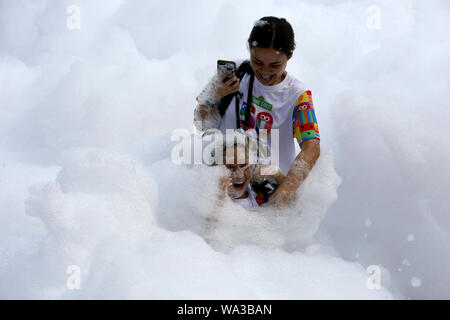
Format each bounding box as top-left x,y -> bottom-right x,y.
217,60 -> 237,83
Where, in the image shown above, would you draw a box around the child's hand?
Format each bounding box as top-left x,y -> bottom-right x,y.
219,175 -> 232,200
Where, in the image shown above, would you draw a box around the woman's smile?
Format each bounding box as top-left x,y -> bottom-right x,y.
251,47 -> 289,86
257,72 -> 276,85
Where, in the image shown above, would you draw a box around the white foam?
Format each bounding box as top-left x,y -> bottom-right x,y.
1,0 -> 449,299
254,20 -> 269,28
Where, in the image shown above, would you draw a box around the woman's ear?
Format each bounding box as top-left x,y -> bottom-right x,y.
287,50 -> 294,60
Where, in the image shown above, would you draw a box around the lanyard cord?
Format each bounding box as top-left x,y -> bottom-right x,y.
245,72 -> 255,128
235,92 -> 241,129
235,72 -> 255,130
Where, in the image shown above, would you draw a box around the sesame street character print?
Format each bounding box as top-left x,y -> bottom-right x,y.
256,112 -> 274,135
292,90 -> 320,144
239,101 -> 256,130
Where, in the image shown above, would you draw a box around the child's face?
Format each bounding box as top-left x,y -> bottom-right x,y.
224,147 -> 252,196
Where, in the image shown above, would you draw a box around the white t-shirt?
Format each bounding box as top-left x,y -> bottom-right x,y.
230,184 -> 259,209
217,59 -> 320,174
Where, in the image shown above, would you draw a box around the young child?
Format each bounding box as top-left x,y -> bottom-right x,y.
218,131 -> 285,209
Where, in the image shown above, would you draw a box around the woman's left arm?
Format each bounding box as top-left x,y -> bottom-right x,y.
269,139 -> 320,207
269,89 -> 321,207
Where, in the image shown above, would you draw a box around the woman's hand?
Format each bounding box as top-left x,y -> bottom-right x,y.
215,71 -> 240,98
268,141 -> 320,208
268,186 -> 291,208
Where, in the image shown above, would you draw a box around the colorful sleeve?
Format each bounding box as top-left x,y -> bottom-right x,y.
292,90 -> 320,145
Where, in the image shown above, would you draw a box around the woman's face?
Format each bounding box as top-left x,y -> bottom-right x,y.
250,47 -> 290,86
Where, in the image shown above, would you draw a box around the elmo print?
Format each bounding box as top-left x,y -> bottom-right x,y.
256,112 -> 273,134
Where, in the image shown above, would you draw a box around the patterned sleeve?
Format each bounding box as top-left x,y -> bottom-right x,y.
292,90 -> 320,145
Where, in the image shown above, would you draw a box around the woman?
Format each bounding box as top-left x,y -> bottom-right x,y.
194,16 -> 320,207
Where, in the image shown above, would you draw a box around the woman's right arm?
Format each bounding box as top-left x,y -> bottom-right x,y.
193,103 -> 221,132
193,71 -> 240,132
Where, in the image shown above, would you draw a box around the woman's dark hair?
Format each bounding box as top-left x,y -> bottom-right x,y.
248,16 -> 296,58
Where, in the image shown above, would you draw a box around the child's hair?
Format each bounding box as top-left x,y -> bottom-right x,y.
248,16 -> 296,58
211,130 -> 249,165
